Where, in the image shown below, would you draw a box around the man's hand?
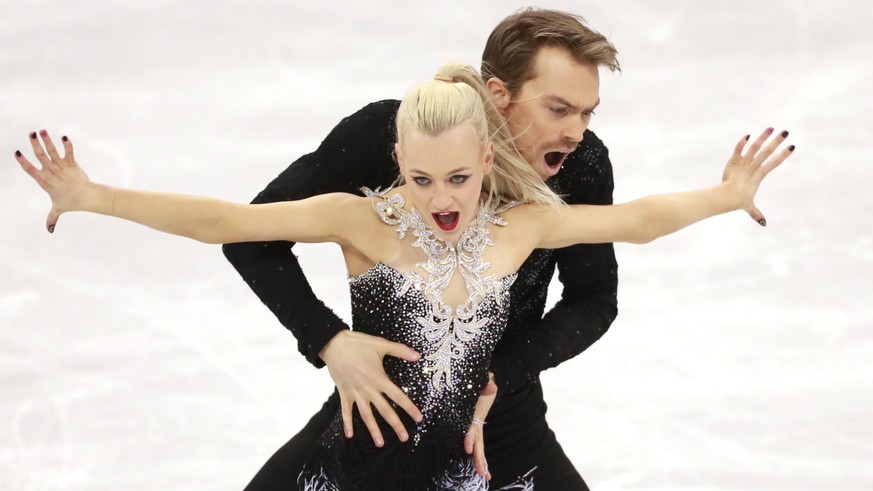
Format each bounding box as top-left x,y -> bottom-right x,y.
464,373 -> 497,480
319,330 -> 423,447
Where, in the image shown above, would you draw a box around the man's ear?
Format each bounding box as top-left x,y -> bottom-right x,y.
486,77 -> 512,113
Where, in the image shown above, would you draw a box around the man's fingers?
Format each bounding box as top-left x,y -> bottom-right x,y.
370,395 -> 408,442
339,395 -> 354,439
357,402 -> 385,448
383,384 -> 423,423
380,340 -> 420,362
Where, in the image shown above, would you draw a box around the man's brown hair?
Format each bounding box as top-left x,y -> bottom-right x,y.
481,7 -> 620,92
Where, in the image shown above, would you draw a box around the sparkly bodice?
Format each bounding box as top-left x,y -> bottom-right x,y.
350,262 -> 515,443
299,190 -> 522,491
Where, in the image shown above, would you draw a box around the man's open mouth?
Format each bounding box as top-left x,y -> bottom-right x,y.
432,211 -> 460,231
545,151 -> 568,169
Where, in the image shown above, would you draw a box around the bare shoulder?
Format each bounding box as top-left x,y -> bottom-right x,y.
501,202 -> 562,229
489,202 -> 561,266
322,192 -> 384,228
330,191 -> 403,261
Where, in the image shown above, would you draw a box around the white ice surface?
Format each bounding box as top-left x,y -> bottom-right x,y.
1,1 -> 872,489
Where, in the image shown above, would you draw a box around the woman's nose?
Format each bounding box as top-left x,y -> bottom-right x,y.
432,189 -> 453,210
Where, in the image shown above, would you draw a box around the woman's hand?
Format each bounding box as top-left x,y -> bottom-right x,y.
722,127 -> 795,226
319,330 -> 423,447
464,374 -> 497,480
15,130 -> 92,233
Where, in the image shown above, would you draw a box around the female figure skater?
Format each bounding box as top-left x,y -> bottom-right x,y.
14,63 -> 793,490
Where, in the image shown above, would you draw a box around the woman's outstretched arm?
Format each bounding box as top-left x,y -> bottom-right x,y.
15,130 -> 355,246
534,128 -> 796,249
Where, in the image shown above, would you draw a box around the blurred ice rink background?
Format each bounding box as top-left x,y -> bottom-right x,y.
1,0 -> 871,489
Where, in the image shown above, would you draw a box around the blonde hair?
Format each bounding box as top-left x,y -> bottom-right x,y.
396,62 -> 562,209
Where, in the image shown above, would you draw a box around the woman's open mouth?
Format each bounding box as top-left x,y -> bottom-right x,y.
432,211 -> 460,231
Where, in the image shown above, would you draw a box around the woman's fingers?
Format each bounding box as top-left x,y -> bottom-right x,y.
46,210 -> 60,233
474,429 -> 489,480
747,205 -> 766,227
61,135 -> 75,163
14,150 -> 44,186
742,127 -> 772,159
758,144 -> 795,179
465,380 -> 497,478
751,130 -> 789,168
732,133 -> 750,158
28,131 -> 53,168
39,130 -> 63,163
464,421 -> 489,479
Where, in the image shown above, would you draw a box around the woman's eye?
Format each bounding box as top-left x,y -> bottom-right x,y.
449,175 -> 469,184
412,176 -> 431,186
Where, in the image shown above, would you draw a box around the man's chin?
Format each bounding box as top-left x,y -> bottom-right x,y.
538,160 -> 563,179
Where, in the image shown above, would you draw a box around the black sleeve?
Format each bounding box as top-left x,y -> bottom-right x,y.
489,137 -> 620,395
221,100 -> 401,368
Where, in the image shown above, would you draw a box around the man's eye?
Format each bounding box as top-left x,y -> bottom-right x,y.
550,107 -> 568,116
412,176 -> 431,186
449,175 -> 470,184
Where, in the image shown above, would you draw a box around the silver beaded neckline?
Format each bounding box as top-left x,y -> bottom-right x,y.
363,187 -> 517,391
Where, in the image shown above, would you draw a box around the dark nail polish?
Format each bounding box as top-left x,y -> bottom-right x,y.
39,130 -> 47,137
744,134 -> 750,141
766,127 -> 774,134
30,132 -> 37,139
15,150 -> 22,157
788,145 -> 795,152
48,224 -> 55,233
62,135 -> 68,142
781,130 -> 789,138
758,219 -> 767,227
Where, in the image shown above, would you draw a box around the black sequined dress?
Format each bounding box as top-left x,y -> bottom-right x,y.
298,191 -> 528,491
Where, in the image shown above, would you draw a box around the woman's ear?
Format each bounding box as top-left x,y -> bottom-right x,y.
486,77 -> 511,113
394,143 -> 405,174
483,142 -> 494,176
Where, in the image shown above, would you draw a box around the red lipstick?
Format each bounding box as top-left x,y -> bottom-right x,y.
432,211 -> 460,231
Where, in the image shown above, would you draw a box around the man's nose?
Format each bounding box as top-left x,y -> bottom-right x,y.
561,115 -> 588,143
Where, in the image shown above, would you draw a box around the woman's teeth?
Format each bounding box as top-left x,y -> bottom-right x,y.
432,211 -> 459,231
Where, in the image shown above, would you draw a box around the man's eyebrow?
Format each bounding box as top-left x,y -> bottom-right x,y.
545,95 -> 601,113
